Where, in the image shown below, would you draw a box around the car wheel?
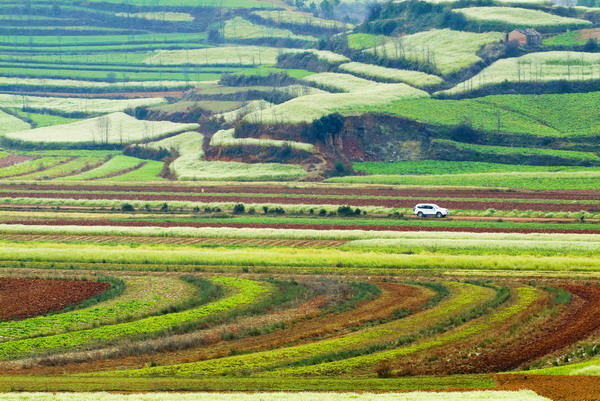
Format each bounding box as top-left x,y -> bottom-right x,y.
436,212 -> 442,218
417,212 -> 424,217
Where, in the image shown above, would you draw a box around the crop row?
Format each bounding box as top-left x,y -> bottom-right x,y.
0,193 -> 598,216
2,224 -> 598,244
328,170 -> 600,191
266,286 -> 539,377
11,157 -> 105,181
0,157 -> 71,179
100,160 -> 165,182
352,161 -> 600,175
0,182 -> 595,201
0,391 -> 550,401
97,282 -> 494,376
57,156 -> 146,181
2,242 -> 600,273
0,65 -> 222,83
2,185 -> 595,208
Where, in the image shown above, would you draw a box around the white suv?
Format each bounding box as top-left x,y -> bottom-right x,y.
414,204 -> 449,218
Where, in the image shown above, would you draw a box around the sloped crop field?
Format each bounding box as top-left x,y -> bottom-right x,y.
0,265 -> 599,400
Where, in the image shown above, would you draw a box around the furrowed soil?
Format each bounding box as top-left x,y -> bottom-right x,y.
0,155 -> 34,168
5,219 -> 600,234
417,285 -> 600,375
496,374 -> 600,401
0,191 -> 597,212
0,278 -> 110,321
1,234 -> 348,247
3,184 -> 598,201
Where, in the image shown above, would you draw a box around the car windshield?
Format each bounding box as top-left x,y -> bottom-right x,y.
431,204 -> 439,209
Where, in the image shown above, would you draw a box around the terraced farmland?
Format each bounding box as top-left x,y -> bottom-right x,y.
1,0 -> 599,399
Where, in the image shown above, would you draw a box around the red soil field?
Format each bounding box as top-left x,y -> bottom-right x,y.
1,191 -> 597,212
3,184 -> 598,201
0,278 -> 110,321
0,155 -> 34,169
496,374 -> 600,401
423,285 -> 600,375
6,219 -> 600,235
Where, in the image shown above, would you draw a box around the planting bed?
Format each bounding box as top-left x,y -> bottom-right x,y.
0,190 -> 598,212
1,184 -> 596,202
5,218 -> 600,235
0,278 -> 110,321
1,234 -> 348,248
0,155 -> 35,169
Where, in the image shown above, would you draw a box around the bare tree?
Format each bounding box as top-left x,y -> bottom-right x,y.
96,115 -> 111,144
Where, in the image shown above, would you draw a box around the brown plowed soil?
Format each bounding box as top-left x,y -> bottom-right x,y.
0,191 -> 597,212
2,184 -> 599,201
0,155 -> 34,168
0,278 -> 110,321
579,28 -> 600,40
5,219 -> 600,234
496,374 -> 600,401
2,234 -> 348,247
432,285 -> 600,374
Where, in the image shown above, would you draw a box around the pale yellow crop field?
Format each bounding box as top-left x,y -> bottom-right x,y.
6,112 -> 199,144
364,29 -> 504,75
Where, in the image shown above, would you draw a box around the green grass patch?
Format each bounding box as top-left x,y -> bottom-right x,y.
350,92 -> 600,138
0,375 -> 496,392
327,170 -> 600,190
352,160 -> 600,175
543,30 -> 587,46
100,160 -> 165,182
347,33 -> 385,50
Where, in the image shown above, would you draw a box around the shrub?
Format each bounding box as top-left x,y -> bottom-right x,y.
233,203 -> 246,214
121,203 -> 135,212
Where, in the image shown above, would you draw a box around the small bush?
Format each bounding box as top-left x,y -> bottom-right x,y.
121,203 -> 135,212
233,203 -> 246,214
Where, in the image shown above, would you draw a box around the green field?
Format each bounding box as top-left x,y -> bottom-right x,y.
0,109 -> 30,134
347,92 -> 600,138
352,160 -> 600,175
328,170 -> 600,190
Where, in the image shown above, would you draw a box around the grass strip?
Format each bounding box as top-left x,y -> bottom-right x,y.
1,243 -> 600,273
0,375 -> 496,392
